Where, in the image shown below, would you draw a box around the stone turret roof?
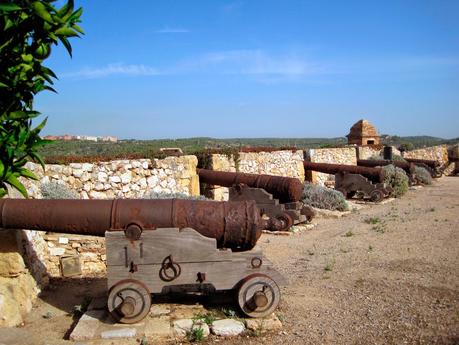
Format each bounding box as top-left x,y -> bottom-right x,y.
347,119 -> 379,138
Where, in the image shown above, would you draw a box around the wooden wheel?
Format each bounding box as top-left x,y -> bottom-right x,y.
370,189 -> 384,202
107,280 -> 151,324
275,213 -> 294,231
237,274 -> 280,318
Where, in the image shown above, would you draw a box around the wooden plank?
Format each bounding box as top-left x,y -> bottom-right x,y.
106,228 -> 234,266
107,258 -> 284,293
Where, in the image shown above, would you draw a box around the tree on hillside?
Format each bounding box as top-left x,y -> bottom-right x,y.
0,0 -> 83,197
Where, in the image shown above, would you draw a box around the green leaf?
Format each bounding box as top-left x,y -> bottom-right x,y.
0,3 -> 21,12
58,36 -> 72,57
19,168 -> 38,181
0,81 -> 8,88
69,7 -> 83,22
29,151 -> 46,170
31,2 -> 54,24
6,174 -> 28,198
55,27 -> 79,37
58,0 -> 74,18
72,24 -> 84,34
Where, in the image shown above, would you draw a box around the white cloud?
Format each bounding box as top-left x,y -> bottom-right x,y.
179,50 -> 326,80
63,63 -> 160,79
154,27 -> 190,33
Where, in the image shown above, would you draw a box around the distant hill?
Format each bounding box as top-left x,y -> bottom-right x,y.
38,135 -> 458,163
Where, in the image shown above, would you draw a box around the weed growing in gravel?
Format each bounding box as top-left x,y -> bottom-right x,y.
372,224 -> 386,233
193,312 -> 217,326
324,258 -> 335,272
72,296 -> 91,317
187,327 -> 205,342
368,245 -> 373,251
221,307 -> 237,318
140,336 -> 148,345
344,230 -> 354,237
429,207 -> 436,212
364,217 -> 380,224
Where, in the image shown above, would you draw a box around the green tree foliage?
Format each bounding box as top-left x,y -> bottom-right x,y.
0,0 -> 83,197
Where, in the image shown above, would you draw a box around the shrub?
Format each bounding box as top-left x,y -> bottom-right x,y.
143,191 -> 210,201
414,166 -> 432,185
382,164 -> 409,197
302,183 -> 349,211
40,181 -> 79,199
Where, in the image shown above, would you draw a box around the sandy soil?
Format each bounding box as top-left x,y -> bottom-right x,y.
1,177 -> 458,345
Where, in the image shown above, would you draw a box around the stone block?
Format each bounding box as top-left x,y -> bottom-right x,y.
211,319 -> 245,336
69,320 -> 99,341
150,304 -> 171,317
245,314 -> 283,333
145,316 -> 172,338
100,328 -> 137,339
49,247 -> 65,256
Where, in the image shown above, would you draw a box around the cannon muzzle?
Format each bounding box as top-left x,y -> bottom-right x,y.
197,169 -> 303,203
0,199 -> 265,250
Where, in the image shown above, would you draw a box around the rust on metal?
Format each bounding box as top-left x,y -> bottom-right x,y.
0,199 -> 265,250
357,159 -> 413,173
303,161 -> 385,183
197,168 -> 303,203
404,158 -> 440,169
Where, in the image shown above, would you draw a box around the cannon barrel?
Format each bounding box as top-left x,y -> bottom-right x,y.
303,161 -> 385,183
0,199 -> 264,250
197,169 -> 303,203
404,158 -> 440,169
357,159 -> 412,173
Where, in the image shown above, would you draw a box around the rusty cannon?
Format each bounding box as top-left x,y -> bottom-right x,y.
197,168 -> 315,230
357,159 -> 418,184
0,198 -> 286,323
404,158 -> 443,178
303,161 -> 392,202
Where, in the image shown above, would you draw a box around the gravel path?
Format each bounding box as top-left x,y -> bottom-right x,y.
231,176 -> 459,344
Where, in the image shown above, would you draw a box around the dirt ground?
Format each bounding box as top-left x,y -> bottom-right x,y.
1,177 -> 458,345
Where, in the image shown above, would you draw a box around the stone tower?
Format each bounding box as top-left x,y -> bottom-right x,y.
346,119 -> 380,146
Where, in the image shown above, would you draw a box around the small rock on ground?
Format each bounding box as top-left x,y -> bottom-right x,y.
211,319 -> 245,336
245,314 -> 283,333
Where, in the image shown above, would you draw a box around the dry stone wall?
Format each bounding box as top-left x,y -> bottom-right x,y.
304,147 -> 357,186
22,155 -> 200,199
403,145 -> 449,165
204,150 -> 304,201
16,156 -> 199,281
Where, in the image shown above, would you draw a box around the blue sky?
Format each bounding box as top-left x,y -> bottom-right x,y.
37,0 -> 459,139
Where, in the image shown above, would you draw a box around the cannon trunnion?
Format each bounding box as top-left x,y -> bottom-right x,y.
0,198 -> 286,324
